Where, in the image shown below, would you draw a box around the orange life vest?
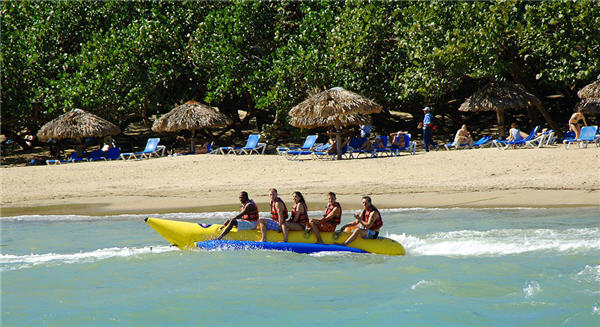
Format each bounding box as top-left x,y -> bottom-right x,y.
361,205 -> 383,231
270,197 -> 288,221
291,202 -> 309,225
323,202 -> 342,225
241,199 -> 259,222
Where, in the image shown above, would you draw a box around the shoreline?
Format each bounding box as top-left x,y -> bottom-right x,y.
2,189 -> 598,217
2,147 -> 599,217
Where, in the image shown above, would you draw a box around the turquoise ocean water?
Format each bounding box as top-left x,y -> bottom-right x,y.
1,208 -> 599,326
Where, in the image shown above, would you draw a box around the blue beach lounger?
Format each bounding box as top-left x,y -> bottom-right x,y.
564,126 -> 599,149
218,134 -> 266,155
120,138 -> 164,160
277,135 -> 318,154
46,151 -> 87,165
284,143 -> 331,160
494,126 -> 539,149
390,134 -> 417,155
104,147 -> 121,160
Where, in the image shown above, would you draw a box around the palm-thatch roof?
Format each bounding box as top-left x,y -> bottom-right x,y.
289,114 -> 371,129
577,80 -> 600,99
288,87 -> 382,128
152,100 -> 231,133
458,81 -> 541,112
37,109 -> 121,141
575,98 -> 600,114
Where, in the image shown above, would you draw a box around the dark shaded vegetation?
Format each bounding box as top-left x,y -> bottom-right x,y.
2,1 -> 599,163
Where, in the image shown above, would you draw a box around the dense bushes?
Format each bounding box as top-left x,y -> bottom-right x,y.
2,1 -> 598,143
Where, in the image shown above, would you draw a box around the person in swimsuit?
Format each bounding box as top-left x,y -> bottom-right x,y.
258,188 -> 288,242
568,112 -> 587,139
308,192 -> 342,244
453,124 -> 473,148
215,191 -> 259,240
282,191 -> 309,242
337,196 -> 383,246
389,131 -> 407,148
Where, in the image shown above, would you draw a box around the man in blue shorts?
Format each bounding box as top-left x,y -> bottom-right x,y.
258,188 -> 288,242
337,196 -> 383,246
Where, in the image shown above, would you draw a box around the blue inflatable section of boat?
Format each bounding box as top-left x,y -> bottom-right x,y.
195,240 -> 367,254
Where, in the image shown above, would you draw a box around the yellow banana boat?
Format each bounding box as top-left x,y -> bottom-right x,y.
145,217 -> 405,256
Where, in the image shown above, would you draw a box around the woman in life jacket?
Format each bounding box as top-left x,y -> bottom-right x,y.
216,191 -> 259,240
337,196 -> 383,246
282,191 -> 309,242
308,192 -> 342,244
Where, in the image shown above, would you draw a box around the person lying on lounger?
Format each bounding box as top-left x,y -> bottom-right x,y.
389,131 -> 407,148
360,137 -> 386,152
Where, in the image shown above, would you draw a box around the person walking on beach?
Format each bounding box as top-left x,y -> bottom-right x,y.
258,188 -> 288,242
282,191 -> 309,242
337,196 -> 382,246
309,192 -> 342,244
420,106 -> 436,152
215,191 -> 259,240
568,111 -> 587,139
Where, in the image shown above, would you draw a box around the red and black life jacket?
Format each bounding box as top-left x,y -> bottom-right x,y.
323,202 -> 342,225
291,202 -> 309,225
241,199 -> 259,221
270,197 -> 288,221
361,205 -> 383,231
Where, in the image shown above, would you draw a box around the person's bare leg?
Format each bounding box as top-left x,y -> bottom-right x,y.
216,219 -> 233,240
337,229 -> 365,246
309,219 -> 324,244
259,219 -> 268,242
282,223 -> 289,242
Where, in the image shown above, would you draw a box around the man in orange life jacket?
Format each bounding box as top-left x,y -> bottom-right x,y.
215,191 -> 259,240
308,192 -> 342,244
337,196 -> 383,246
258,188 -> 288,242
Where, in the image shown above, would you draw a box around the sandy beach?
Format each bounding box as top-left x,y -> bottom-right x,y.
1,146 -> 599,217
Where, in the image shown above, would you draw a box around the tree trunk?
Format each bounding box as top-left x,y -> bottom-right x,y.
335,119 -> 342,160
496,110 -> 505,138
534,103 -> 562,137
190,129 -> 196,153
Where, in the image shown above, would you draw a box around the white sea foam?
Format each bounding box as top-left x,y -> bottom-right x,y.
410,279 -> 438,290
523,280 -> 542,297
576,264 -> 600,283
0,245 -> 176,271
387,227 -> 600,257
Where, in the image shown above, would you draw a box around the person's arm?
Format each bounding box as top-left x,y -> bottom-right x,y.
233,203 -> 252,220
361,211 -> 380,229
276,202 -> 285,226
323,206 -> 341,223
582,114 -> 588,126
290,204 -> 301,223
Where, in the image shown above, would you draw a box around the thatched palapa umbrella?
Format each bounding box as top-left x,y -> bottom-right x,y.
575,80 -> 600,114
459,81 -> 544,137
37,108 -> 121,142
289,87 -> 382,159
152,100 -> 232,152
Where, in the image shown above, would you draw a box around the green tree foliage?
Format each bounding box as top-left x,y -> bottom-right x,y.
2,1 -> 598,145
